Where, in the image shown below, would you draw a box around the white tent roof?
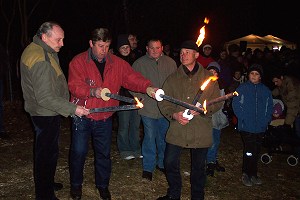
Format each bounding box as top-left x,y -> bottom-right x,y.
224,34 -> 297,51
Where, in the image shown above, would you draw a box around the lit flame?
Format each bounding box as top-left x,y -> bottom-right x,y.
196,17 -> 209,47
233,91 -> 239,96
134,97 -> 143,108
200,76 -> 218,91
203,100 -> 207,114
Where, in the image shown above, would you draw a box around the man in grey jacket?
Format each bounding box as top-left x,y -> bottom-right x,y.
157,40 -> 222,200
132,38 -> 177,181
20,21 -> 89,200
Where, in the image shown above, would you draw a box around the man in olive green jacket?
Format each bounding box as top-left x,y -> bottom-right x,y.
20,21 -> 89,200
157,40 -> 222,200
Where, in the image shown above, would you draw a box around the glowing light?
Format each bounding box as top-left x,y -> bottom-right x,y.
233,91 -> 239,96
134,97 -> 143,108
196,17 -> 209,47
200,76 -> 218,91
203,100 -> 207,114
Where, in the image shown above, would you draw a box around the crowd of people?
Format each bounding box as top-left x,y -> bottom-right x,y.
3,20 -> 299,200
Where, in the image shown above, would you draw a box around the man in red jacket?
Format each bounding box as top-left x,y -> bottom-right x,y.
68,28 -> 155,200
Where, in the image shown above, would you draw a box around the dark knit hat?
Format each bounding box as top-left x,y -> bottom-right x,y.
180,40 -> 199,52
117,34 -> 130,50
207,61 -> 221,73
248,64 -> 263,76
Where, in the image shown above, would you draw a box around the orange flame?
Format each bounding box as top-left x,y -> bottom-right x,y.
134,97 -> 144,108
200,76 -> 218,91
196,17 -> 209,47
233,91 -> 239,96
203,100 -> 207,114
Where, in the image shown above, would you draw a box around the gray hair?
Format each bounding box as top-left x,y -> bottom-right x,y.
36,21 -> 61,38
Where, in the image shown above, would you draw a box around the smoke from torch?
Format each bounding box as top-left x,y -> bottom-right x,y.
196,17 -> 209,47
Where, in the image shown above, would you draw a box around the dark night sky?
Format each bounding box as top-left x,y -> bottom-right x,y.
56,1 -> 300,54
1,0 -> 300,58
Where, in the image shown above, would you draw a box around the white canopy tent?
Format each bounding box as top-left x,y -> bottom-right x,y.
224,34 -> 297,52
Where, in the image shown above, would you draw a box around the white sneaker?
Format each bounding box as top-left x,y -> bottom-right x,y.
124,155 -> 135,160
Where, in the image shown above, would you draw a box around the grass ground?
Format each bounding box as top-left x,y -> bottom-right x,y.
0,101 -> 299,199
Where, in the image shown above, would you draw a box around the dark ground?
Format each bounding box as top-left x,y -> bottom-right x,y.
0,101 -> 300,200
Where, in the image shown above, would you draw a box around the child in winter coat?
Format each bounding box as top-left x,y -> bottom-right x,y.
232,64 -> 273,187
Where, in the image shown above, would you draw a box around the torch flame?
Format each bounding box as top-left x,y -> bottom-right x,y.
200,76 -> 218,91
134,97 -> 144,108
204,17 -> 209,24
203,100 -> 207,114
233,91 -> 239,96
196,17 -> 209,47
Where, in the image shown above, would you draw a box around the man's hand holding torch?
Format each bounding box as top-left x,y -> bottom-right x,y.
90,87 -> 103,99
172,111 -> 190,125
146,86 -> 159,99
75,106 -> 90,117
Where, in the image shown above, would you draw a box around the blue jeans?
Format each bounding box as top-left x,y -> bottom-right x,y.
164,143 -> 207,200
141,116 -> 169,171
31,116 -> 61,200
69,116 -> 112,190
206,128 -> 221,163
117,110 -> 141,158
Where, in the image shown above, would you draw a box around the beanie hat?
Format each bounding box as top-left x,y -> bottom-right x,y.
117,34 -> 130,50
248,64 -> 263,76
207,61 -> 221,73
203,44 -> 212,52
180,40 -> 199,52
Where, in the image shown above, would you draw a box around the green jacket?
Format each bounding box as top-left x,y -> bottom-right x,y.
158,64 -> 222,148
272,76 -> 300,125
20,36 -> 76,117
132,53 -> 177,119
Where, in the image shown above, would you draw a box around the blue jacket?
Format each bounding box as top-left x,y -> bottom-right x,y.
232,81 -> 273,133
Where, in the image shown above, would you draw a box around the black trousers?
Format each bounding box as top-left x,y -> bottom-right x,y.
240,131 -> 264,177
31,116 -> 61,200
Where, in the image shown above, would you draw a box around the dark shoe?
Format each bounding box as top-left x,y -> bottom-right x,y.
70,186 -> 82,200
156,165 -> 166,174
157,195 -> 180,200
53,182 -> 63,191
242,173 -> 253,187
215,160 -> 225,172
98,187 -> 111,200
206,163 -> 215,177
142,171 -> 153,181
251,176 -> 262,185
